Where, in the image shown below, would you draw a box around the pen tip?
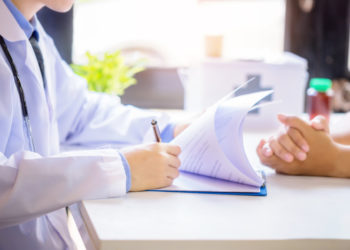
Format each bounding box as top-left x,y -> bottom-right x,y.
151,119 -> 157,125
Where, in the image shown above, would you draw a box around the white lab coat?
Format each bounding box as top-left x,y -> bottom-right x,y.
0,1 -> 168,249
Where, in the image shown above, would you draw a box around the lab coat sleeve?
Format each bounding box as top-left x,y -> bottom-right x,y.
0,149 -> 127,229
51,43 -> 169,147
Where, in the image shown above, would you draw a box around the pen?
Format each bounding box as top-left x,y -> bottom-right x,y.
151,119 -> 161,143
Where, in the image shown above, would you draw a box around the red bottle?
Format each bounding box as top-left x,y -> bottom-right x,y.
307,78 -> 333,121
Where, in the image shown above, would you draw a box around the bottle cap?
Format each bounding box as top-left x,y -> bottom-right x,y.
310,78 -> 332,92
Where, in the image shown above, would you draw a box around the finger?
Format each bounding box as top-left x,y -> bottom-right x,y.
262,142 -> 273,157
258,139 -> 273,157
166,166 -> 179,180
164,144 -> 181,156
269,137 -> 294,162
277,113 -> 290,125
277,114 -> 311,134
167,155 -> 181,169
277,132 -> 307,161
310,115 -> 330,133
256,142 -> 269,164
287,127 -> 309,152
165,177 -> 174,187
256,140 -> 271,167
257,139 -> 266,150
257,141 -> 300,175
257,139 -> 272,157
256,139 -> 265,156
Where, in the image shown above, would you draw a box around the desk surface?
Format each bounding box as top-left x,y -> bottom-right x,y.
76,132 -> 350,250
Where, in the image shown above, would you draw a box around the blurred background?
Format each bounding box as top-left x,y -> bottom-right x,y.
71,0 -> 285,66
37,0 -> 350,113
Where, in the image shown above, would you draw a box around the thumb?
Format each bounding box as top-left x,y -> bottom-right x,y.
277,114 -> 311,133
310,115 -> 330,133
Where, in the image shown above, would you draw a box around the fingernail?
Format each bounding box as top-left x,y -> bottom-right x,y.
297,152 -> 307,161
283,154 -> 293,162
263,147 -> 272,157
302,144 -> 309,152
284,154 -> 293,162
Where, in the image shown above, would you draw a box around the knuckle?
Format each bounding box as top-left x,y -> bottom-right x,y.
288,128 -> 298,138
174,158 -> 181,168
289,145 -> 300,155
165,178 -> 173,186
274,147 -> 284,157
289,128 -> 305,144
174,145 -> 181,154
277,134 -> 288,143
175,169 -> 180,178
175,158 -> 181,168
269,140 -> 279,152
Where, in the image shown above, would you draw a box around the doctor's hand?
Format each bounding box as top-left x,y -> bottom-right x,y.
121,143 -> 181,192
260,114 -> 329,163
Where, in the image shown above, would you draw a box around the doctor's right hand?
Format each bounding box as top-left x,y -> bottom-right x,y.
121,143 -> 181,191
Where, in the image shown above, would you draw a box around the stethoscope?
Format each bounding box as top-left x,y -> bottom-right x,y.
0,35 -> 36,152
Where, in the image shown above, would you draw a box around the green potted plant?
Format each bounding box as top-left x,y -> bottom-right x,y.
71,50 -> 145,96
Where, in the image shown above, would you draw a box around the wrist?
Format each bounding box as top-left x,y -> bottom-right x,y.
333,143 -> 350,178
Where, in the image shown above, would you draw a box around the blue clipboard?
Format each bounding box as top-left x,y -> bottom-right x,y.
148,184 -> 267,196
147,171 -> 267,196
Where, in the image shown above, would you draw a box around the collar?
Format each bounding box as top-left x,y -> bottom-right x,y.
0,0 -> 33,42
3,0 -> 39,40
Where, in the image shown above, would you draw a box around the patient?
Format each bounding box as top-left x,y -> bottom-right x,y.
256,114 -> 350,178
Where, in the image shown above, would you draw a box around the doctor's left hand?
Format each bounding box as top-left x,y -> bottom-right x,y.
121,143 -> 181,191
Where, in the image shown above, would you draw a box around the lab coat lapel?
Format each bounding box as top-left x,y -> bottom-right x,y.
24,41 -> 45,92
35,20 -> 56,122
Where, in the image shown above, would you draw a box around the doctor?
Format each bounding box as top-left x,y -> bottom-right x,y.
0,0 -> 184,249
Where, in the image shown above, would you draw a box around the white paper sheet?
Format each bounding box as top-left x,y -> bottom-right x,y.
160,90 -> 272,193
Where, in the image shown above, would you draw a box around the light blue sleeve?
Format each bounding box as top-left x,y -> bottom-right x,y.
160,123 -> 175,142
118,152 -> 131,192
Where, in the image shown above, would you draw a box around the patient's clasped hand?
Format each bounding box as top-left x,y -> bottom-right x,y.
257,114 -> 350,178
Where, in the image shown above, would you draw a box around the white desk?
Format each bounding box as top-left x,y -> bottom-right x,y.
72,132 -> 350,250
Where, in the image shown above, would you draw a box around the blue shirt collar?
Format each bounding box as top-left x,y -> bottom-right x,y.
3,0 -> 39,40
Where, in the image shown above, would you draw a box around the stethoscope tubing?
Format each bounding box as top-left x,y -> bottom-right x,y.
0,35 -> 36,152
